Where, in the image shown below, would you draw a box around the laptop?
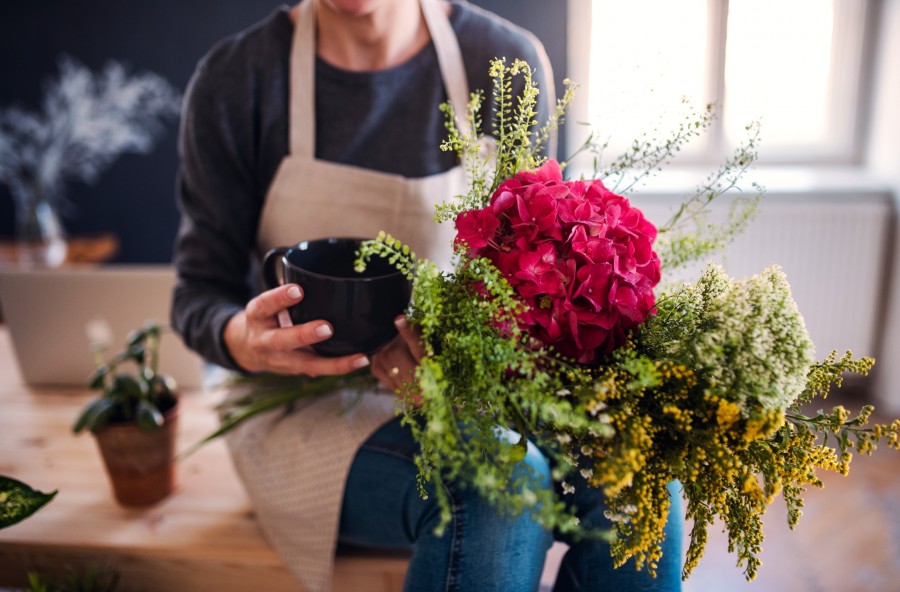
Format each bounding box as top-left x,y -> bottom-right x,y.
0,265 -> 206,389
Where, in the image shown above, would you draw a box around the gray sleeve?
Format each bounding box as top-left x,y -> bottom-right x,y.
170,55 -> 263,371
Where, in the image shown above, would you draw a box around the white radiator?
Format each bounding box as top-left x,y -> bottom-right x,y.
631,191 -> 895,361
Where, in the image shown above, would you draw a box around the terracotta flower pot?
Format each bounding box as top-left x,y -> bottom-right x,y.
93,401 -> 179,506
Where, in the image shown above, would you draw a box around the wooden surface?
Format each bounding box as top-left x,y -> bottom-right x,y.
0,328 -> 408,592
0,234 -> 119,266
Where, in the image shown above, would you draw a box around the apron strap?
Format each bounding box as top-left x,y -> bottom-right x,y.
419,0 -> 472,136
290,0 -> 317,159
289,0 -> 472,158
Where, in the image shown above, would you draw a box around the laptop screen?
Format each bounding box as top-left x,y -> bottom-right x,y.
0,265 -> 206,389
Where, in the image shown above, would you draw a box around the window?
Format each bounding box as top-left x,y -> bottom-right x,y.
567,0 -> 876,164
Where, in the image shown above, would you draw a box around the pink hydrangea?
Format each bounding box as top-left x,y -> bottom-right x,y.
455,159 -> 660,364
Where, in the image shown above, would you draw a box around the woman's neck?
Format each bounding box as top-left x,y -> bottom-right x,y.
293,0 -> 431,72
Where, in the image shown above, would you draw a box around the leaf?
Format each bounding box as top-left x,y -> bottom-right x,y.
0,475 -> 57,530
136,400 -> 164,431
127,344 -> 146,365
113,374 -> 146,398
509,432 -> 528,463
150,374 -> 177,398
72,398 -> 117,434
143,322 -> 162,338
179,369 -> 376,460
27,571 -> 47,592
125,327 -> 148,347
87,364 -> 109,389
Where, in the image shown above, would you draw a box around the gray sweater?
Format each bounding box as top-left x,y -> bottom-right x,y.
172,1 -> 554,369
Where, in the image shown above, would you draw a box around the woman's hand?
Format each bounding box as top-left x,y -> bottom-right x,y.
223,283 -> 370,376
371,316 -> 426,396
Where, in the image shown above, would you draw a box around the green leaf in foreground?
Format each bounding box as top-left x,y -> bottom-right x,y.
0,475 -> 57,529
179,368 -> 378,460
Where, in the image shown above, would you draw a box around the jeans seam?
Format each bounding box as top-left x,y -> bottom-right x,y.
560,552 -> 581,591
443,481 -> 461,592
360,441 -> 419,462
357,437 -> 465,589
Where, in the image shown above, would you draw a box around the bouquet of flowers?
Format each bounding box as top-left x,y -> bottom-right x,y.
204,58 -> 899,581
351,59 -> 899,580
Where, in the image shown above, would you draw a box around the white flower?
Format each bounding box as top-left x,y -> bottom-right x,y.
0,55 -> 181,208
653,263 -> 815,413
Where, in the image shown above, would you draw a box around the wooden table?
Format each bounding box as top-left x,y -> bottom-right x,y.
0,328 -> 408,591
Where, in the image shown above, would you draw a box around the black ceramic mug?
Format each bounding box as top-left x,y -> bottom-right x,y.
262,237 -> 412,357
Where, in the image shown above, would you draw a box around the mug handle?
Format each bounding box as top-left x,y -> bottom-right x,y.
262,247 -> 290,291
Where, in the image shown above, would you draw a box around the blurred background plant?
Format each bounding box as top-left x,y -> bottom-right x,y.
0,55 -> 181,266
23,565 -> 119,592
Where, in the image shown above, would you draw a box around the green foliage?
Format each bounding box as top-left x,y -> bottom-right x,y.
560,264 -> 894,581
194,57 -> 898,584
654,122 -> 764,270
72,321 -> 177,434
585,100 -> 717,192
359,236 -> 609,536
641,264 -> 815,411
179,368 -> 377,460
27,565 -> 119,592
571,100 -> 763,272
0,475 -> 56,530
435,58 -> 577,222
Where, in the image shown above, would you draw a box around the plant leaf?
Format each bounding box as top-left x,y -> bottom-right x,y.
73,398 -> 117,434
128,344 -> 146,365
113,374 -> 145,398
509,432 -> 528,463
87,365 -> 109,389
136,400 -> 164,431
126,327 -> 147,347
151,374 -> 177,398
143,322 -> 162,338
0,475 -> 57,530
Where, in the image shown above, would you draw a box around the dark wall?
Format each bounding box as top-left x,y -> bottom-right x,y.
0,1 -> 567,263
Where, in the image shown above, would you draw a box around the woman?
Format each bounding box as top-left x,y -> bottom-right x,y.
172,1 -> 682,590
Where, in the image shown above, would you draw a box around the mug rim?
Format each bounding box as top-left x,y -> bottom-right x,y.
283,237 -> 405,282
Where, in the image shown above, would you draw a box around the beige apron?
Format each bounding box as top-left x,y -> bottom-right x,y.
223,1 -> 471,590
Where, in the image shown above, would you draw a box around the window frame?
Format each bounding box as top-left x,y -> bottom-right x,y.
565,0 -> 881,167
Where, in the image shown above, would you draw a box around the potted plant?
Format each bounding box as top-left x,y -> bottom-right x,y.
72,321 -> 179,506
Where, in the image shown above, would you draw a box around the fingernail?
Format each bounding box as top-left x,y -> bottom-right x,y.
394,316 -> 407,328
352,356 -> 370,369
314,324 -> 333,338
287,285 -> 302,299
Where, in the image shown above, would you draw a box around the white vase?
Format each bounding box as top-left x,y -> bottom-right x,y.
13,187 -> 68,267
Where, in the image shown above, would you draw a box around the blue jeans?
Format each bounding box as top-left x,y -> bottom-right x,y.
339,417 -> 683,592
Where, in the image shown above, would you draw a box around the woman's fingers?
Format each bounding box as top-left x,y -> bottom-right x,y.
252,320 -> 373,375
262,320 -> 334,351
224,283 -> 375,375
394,315 -> 426,361
270,349 -> 369,377
226,289 -> 423,379
371,334 -> 419,393
245,283 -> 303,322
